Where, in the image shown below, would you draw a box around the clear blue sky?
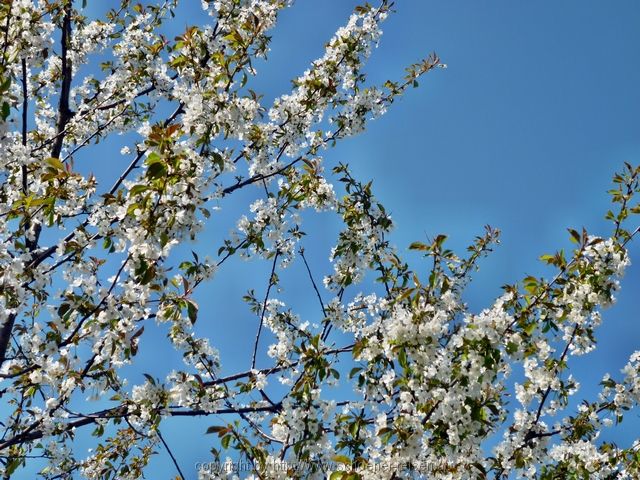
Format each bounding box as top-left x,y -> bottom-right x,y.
38,1 -> 640,477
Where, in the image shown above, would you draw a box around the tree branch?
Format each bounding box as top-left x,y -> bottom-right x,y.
251,250 -> 279,369
50,1 -> 73,160
0,404 -> 281,451
299,247 -> 326,317
156,429 -> 185,480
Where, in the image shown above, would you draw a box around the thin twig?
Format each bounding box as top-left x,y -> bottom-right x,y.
157,429 -> 186,480
299,247 -> 326,317
251,251 -> 280,369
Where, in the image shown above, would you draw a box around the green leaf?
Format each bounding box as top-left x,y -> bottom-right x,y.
145,151 -> 163,165
352,339 -> 366,359
129,184 -> 148,196
523,276 -> 538,294
211,151 -> 224,171
539,254 -> 554,264
523,322 -> 536,336
397,347 -> 408,369
434,234 -> 448,247
146,161 -> 167,179
186,300 -> 198,324
332,454 -> 352,465
45,157 -> 65,171
206,425 -> 227,435
568,228 -> 581,244
5,458 -> 22,476
0,77 -> 10,93
408,241 -> 428,251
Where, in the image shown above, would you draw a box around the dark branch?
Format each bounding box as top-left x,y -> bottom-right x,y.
0,404 -> 281,451
50,1 -> 73,160
251,251 -> 279,369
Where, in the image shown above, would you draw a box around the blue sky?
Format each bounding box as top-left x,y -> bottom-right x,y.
14,1 -> 640,477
